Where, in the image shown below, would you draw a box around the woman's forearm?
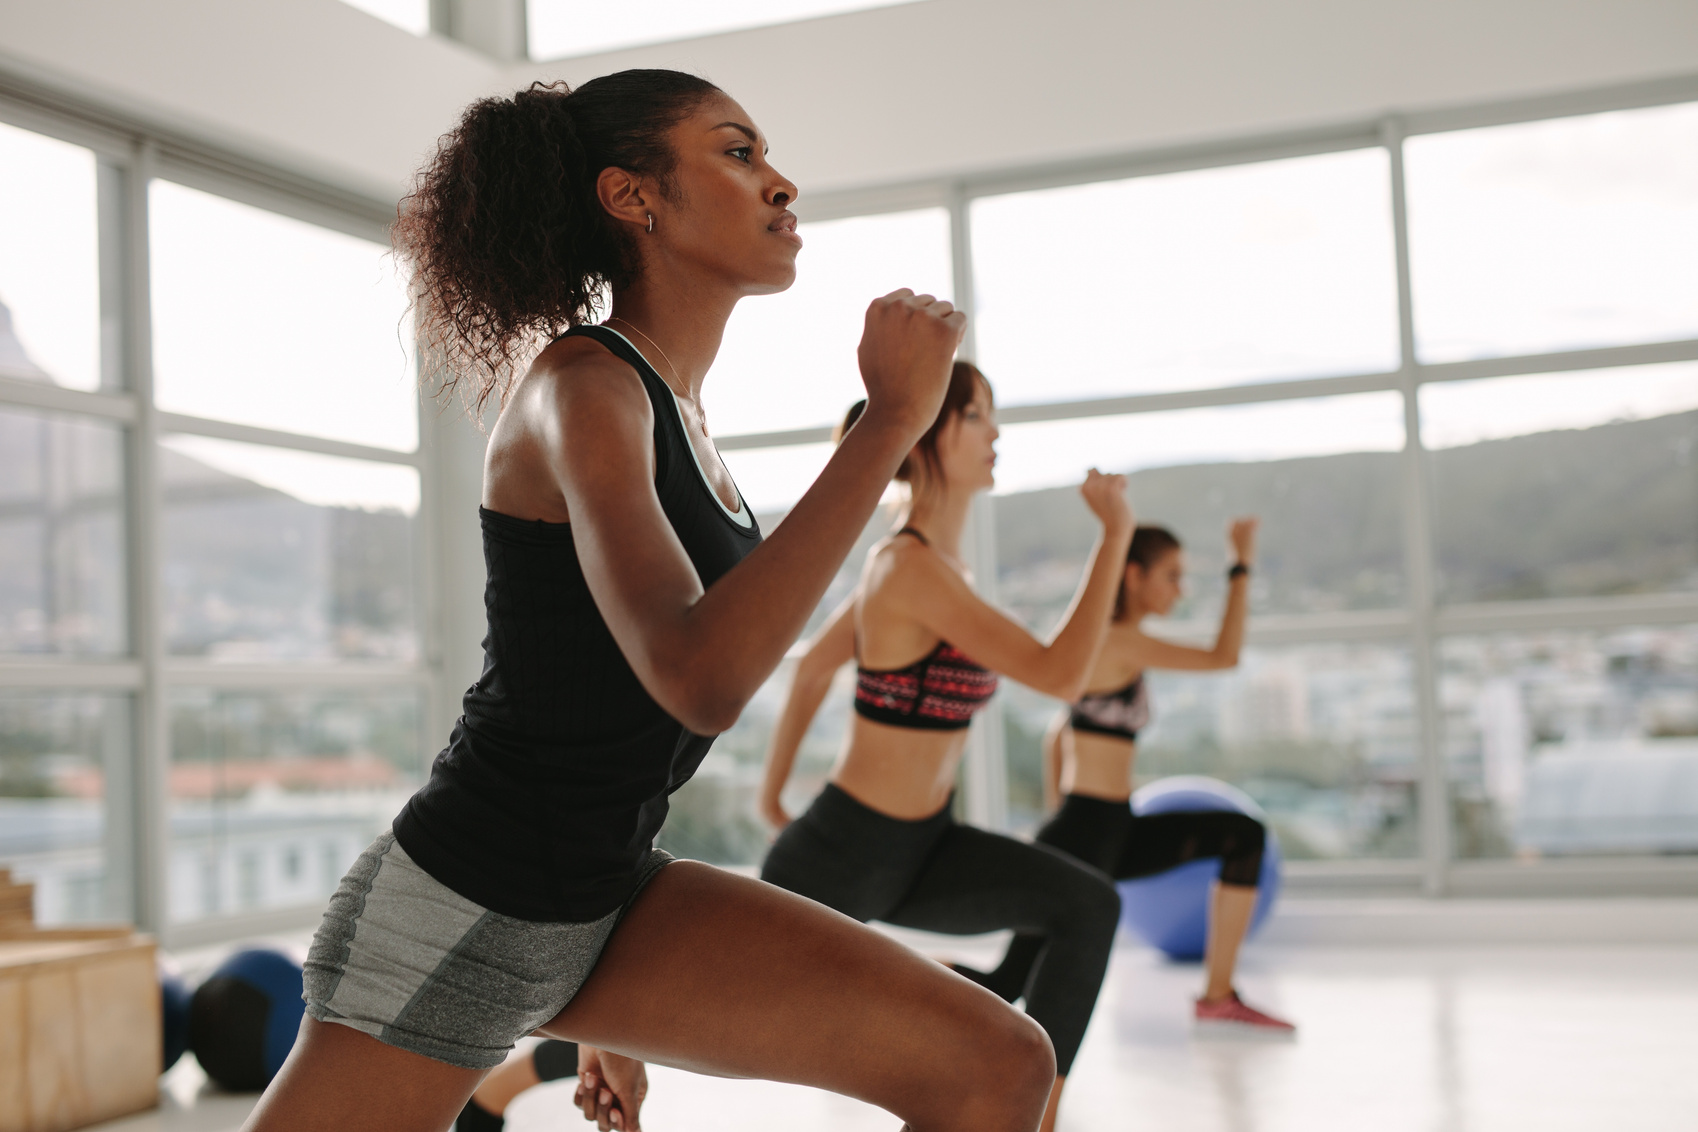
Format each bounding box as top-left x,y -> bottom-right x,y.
1035,525 -> 1134,700
662,412 -> 913,732
1212,574 -> 1250,665
759,659 -> 838,819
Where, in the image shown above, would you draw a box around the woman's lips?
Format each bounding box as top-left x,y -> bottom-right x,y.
770,212 -> 803,247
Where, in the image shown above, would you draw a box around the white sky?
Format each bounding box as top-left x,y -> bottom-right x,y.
705,208 -> 954,437
0,121 -> 99,389
527,0 -> 924,59
1406,101 -> 1698,362
1420,361 -> 1698,449
972,148 -> 1401,404
2,101 -> 1693,516
163,434 -> 421,514
148,180 -> 417,452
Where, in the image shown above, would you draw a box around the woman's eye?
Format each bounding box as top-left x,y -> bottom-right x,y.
729,146 -> 753,163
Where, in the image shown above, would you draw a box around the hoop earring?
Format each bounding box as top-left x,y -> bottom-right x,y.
646,213 -> 654,234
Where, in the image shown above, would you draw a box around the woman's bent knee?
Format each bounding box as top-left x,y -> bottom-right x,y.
963,1014 -> 1055,1126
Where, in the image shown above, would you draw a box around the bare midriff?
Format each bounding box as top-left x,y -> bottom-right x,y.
1060,727 -> 1137,804
830,714 -> 971,820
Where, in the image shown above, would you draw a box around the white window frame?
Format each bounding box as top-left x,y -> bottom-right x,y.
3,70 -> 1695,935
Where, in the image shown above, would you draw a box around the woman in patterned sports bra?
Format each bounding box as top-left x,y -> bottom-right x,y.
759,363 -> 1134,1132
955,519 -> 1296,1035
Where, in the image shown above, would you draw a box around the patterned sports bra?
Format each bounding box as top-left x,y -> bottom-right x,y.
853,528 -> 999,732
1068,675 -> 1150,741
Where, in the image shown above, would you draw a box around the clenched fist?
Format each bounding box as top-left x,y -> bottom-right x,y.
855,289 -> 968,440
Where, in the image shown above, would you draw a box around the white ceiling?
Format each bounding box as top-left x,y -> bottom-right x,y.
1,0 -> 1694,206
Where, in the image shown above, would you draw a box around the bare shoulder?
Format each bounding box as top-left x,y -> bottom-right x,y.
862,532 -> 956,598
1088,622 -> 1146,686
526,333 -> 653,424
487,334 -> 658,520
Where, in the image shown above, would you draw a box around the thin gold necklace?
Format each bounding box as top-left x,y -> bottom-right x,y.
605,317 -> 687,401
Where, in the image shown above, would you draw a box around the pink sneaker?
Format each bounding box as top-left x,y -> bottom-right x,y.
1194,991 -> 1296,1037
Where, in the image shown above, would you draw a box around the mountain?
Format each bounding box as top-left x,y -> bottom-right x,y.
991,410 -> 1698,631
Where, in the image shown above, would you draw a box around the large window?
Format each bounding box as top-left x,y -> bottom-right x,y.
0,107 -> 433,936
695,94 -> 1698,891
5,81 -> 1695,923
146,183 -> 425,928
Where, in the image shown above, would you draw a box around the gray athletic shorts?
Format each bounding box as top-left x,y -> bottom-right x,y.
303,830 -> 673,1069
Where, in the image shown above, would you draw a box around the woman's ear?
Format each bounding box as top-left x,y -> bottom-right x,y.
595,165 -> 651,231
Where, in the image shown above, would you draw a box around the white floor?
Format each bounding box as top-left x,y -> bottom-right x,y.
99,937 -> 1698,1132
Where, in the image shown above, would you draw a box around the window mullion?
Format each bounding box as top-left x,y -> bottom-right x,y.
1384,116 -> 1450,897
121,139 -> 170,934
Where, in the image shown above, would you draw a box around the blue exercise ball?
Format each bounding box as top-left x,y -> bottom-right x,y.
1117,776 -> 1282,961
160,967 -> 193,1072
187,948 -> 305,1091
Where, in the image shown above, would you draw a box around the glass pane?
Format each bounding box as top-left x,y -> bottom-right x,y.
1406,101 -> 1698,363
1422,363 -> 1698,603
971,148 -> 1398,405
528,0 -> 921,58
0,408 -> 126,656
993,393 -> 1406,626
0,692 -> 129,924
720,442 -> 834,517
0,121 -> 100,391
1441,625 -> 1698,859
707,208 -> 952,437
162,435 -> 419,660
150,180 -> 417,451
1004,643 -> 1419,857
167,687 -> 423,924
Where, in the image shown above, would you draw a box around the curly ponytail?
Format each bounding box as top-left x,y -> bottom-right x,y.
394,70 -> 722,415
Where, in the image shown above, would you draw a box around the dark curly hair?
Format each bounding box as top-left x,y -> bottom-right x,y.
394,70 -> 722,415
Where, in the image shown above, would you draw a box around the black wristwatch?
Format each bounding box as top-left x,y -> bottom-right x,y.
1227,563 -> 1250,580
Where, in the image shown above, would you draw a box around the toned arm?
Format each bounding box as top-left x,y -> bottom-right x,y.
542,293 -> 963,735
758,597 -> 857,828
880,479 -> 1132,702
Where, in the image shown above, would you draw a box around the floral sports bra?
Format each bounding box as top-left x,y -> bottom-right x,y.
852,528 -> 999,732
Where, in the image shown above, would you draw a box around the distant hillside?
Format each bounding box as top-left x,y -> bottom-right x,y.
992,410 -> 1698,629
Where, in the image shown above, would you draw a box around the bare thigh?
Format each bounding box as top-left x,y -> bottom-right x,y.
543,861 -> 1054,1130
244,862 -> 1051,1132
241,1015 -> 483,1132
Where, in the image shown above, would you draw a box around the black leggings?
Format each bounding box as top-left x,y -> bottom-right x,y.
760,784 -> 1120,1076
956,793 -> 1266,1002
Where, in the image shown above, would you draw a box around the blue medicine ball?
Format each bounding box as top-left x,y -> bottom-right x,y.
187,948 -> 305,1091
160,968 -> 193,1072
1117,776 -> 1282,961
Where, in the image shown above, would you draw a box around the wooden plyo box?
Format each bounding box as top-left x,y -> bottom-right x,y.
0,870 -> 159,1132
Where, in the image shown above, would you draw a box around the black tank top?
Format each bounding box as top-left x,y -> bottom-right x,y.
393,325 -> 762,922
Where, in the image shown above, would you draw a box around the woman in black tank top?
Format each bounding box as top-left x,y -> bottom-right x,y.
247,73 -> 1061,1132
